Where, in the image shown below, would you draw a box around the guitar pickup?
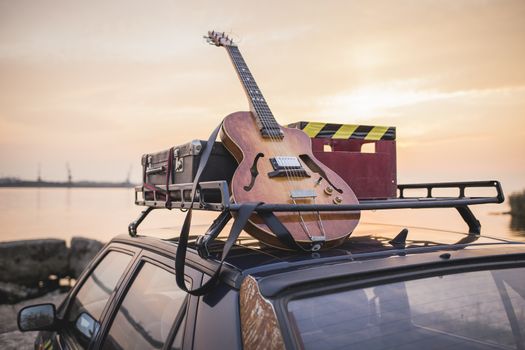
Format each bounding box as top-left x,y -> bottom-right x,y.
290,189 -> 317,199
268,157 -> 311,178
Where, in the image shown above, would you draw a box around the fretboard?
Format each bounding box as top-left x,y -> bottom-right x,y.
225,45 -> 283,138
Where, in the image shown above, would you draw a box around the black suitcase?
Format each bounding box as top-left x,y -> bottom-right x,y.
141,140 -> 236,204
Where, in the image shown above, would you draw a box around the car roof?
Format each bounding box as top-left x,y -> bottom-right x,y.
110,222 -> 525,297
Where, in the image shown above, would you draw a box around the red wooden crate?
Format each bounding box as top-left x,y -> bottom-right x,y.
289,122 -> 397,200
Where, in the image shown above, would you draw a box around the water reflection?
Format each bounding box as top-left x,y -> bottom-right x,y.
66,188 -> 71,211
0,188 -> 218,242
36,189 -> 41,210
1,188 -> 525,243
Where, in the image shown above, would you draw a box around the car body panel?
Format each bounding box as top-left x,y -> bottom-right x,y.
28,226 -> 525,350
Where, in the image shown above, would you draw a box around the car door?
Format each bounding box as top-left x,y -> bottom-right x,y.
46,243 -> 140,350
94,248 -> 202,350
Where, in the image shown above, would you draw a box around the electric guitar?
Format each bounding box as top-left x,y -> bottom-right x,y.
206,31 -> 360,250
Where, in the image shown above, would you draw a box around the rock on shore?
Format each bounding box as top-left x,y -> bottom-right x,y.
0,237 -> 104,348
69,237 -> 104,278
0,239 -> 69,286
0,237 -> 104,304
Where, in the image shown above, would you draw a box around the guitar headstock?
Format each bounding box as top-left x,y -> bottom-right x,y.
204,31 -> 236,47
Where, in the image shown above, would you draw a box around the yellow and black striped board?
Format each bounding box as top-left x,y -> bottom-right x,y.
288,121 -> 396,141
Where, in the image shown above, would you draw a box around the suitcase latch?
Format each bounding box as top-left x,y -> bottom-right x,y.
175,157 -> 184,172
173,148 -> 184,173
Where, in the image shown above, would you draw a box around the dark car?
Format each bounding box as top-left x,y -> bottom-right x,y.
17,221 -> 525,350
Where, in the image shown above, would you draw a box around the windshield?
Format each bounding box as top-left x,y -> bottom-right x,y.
287,267 -> 525,349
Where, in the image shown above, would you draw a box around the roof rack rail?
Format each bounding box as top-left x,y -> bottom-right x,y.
130,180 -> 504,237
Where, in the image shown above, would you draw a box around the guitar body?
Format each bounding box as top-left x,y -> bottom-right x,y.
221,111 -> 360,249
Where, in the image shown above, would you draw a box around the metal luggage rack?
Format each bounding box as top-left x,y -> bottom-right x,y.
135,181 -> 230,211
130,180 -> 504,238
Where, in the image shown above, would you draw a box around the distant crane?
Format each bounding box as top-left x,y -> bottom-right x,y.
66,162 -> 72,186
125,165 -> 132,185
37,163 -> 42,183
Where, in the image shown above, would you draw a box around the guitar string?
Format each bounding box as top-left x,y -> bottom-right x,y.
231,46 -> 303,199
231,46 -> 305,189
213,33 -> 324,247
229,44 -> 321,242
227,44 -> 319,241
226,45 -> 302,223
227,45 -> 295,186
247,84 -> 315,237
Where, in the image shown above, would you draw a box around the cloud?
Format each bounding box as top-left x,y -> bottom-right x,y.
317,79 -> 525,122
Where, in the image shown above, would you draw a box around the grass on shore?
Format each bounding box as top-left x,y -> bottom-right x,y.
509,189 -> 525,218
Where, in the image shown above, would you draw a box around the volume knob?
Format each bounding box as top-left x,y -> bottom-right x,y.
324,186 -> 334,195
333,196 -> 343,204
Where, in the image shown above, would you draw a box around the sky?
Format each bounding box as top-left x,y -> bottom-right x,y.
1,0 -> 524,193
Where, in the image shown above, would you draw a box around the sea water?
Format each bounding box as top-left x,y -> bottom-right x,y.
0,188 -> 523,243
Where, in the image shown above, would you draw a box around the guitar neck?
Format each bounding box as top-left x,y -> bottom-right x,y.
225,45 -> 283,138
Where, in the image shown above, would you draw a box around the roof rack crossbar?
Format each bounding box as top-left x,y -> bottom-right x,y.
398,180 -> 504,203
228,196 -> 501,212
131,180 -> 504,237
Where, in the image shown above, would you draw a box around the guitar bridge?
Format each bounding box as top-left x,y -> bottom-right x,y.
290,189 -> 317,199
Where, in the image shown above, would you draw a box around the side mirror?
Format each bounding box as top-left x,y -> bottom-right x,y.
17,303 -> 57,332
75,312 -> 100,340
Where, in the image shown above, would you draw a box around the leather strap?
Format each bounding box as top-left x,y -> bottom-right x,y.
175,123 -> 230,295
259,212 -> 298,250
142,148 -> 174,204
176,201 -> 262,295
165,147 -> 174,209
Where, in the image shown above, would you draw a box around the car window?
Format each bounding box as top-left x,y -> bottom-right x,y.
170,313 -> 186,350
65,250 -> 133,349
102,261 -> 188,350
287,267 -> 525,350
